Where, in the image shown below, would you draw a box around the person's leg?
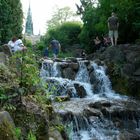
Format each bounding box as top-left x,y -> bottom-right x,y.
114,30 -> 118,46
53,48 -> 59,59
53,53 -> 56,59
109,30 -> 114,46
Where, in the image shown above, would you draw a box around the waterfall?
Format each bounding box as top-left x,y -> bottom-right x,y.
91,62 -> 125,100
40,59 -> 140,140
75,61 -> 90,83
51,62 -> 61,77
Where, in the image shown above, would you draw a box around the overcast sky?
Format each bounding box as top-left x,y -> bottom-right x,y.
21,0 -> 81,35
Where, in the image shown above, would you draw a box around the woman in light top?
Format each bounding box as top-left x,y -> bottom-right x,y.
8,36 -> 27,53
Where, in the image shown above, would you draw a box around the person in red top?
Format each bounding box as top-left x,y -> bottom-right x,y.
108,12 -> 119,46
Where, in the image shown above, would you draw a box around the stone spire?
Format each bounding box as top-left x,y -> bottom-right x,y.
25,3 -> 33,35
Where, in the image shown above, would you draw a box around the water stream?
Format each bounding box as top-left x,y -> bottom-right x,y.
40,59 -> 140,140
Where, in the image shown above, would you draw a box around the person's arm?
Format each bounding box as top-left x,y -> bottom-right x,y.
117,18 -> 119,29
107,18 -> 110,28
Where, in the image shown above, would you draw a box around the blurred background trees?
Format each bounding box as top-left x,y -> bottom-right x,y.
0,0 -> 23,44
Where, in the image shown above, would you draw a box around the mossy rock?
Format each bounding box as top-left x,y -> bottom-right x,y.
0,111 -> 17,140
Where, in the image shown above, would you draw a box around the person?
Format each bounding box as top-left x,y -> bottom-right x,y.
81,49 -> 86,58
108,12 -> 119,46
94,36 -> 102,50
8,37 -> 17,53
14,36 -> 27,52
43,47 -> 49,59
50,39 -> 61,59
103,35 -> 111,47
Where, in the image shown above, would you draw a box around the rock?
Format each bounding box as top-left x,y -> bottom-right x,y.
1,44 -> 12,56
83,107 -> 102,117
134,68 -> 140,76
49,129 -> 64,140
21,96 -> 49,140
0,111 -> 17,140
0,52 -> 7,64
55,95 -> 70,102
119,130 -> 140,140
69,62 -> 79,71
62,67 -> 76,80
88,44 -> 140,96
74,83 -> 87,98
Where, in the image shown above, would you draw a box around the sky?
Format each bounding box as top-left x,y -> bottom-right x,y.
21,0 -> 81,35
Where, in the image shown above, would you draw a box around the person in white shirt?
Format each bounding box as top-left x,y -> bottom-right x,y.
8,37 -> 17,52
8,36 -> 27,53
14,38 -> 27,52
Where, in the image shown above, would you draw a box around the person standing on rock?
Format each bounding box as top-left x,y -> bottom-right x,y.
108,12 -> 119,46
50,38 -> 61,59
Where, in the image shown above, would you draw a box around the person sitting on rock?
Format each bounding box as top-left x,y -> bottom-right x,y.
94,36 -> 102,50
14,36 -> 27,52
8,37 -> 17,53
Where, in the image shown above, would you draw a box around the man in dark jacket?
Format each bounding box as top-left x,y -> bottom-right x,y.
108,12 -> 119,46
50,39 -> 61,59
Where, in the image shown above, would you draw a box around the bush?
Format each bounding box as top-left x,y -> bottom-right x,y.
43,21 -> 82,49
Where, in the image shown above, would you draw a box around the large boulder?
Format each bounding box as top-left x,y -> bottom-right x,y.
0,111 -> 17,140
0,52 -> 7,64
87,44 -> 140,96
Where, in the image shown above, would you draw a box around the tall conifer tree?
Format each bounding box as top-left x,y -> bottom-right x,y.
0,0 -> 23,44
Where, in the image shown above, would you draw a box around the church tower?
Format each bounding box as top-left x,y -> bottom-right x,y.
25,4 -> 33,35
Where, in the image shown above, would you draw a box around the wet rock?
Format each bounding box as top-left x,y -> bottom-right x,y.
83,107 -> 102,117
60,62 -> 69,69
62,67 -> 76,80
119,130 -> 140,140
65,57 -> 78,63
89,100 -> 112,108
74,83 -> 87,98
66,87 -> 76,97
69,62 -> 79,71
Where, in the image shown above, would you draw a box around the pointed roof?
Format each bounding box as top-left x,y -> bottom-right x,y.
25,2 -> 33,35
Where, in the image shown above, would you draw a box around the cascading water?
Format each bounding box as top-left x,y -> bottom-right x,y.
75,61 -> 90,83
40,59 -> 140,140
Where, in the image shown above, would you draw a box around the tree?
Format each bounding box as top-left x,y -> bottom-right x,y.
77,0 -> 140,53
0,0 -> 23,44
40,21 -> 82,52
47,6 -> 75,29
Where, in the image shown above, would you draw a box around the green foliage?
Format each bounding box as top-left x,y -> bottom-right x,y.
10,49 -> 40,95
27,130 -> 36,140
43,21 -> 82,51
47,6 -> 75,30
78,0 -> 140,53
0,0 -> 23,44
15,127 -> 22,139
23,39 -> 33,48
3,103 -> 16,111
0,63 -> 19,103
